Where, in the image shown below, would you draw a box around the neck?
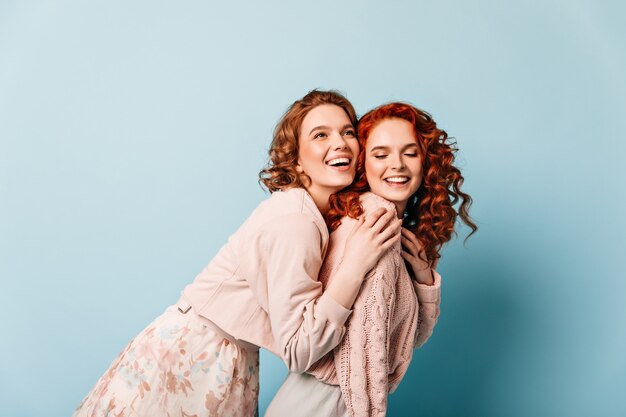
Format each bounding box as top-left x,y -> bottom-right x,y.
305,185 -> 333,214
395,200 -> 407,219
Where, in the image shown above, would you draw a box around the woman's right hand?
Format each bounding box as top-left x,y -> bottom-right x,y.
342,208 -> 402,276
324,208 -> 401,309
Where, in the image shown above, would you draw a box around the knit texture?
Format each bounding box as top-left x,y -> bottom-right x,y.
308,192 -> 441,417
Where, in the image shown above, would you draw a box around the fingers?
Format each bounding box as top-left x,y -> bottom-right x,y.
380,231 -> 402,252
376,218 -> 402,245
401,250 -> 417,265
349,213 -> 366,236
401,227 -> 425,257
401,236 -> 418,256
370,210 -> 397,234
401,247 -> 421,263
363,207 -> 388,228
402,248 -> 430,271
401,227 -> 421,248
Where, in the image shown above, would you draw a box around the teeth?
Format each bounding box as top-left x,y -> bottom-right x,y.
385,176 -> 409,183
327,158 -> 350,166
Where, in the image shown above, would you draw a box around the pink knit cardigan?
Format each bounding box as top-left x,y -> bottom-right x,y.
308,192 -> 442,417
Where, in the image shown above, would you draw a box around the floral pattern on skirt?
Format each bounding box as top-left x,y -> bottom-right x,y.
73,305 -> 259,417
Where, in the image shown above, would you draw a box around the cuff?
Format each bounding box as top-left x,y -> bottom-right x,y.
317,292 -> 352,326
414,270 -> 442,303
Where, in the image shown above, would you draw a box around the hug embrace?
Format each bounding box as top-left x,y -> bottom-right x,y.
73,90 -> 476,417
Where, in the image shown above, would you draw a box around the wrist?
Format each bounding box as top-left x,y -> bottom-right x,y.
338,258 -> 369,282
414,268 -> 434,286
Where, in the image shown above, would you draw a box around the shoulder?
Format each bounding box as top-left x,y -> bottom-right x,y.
330,193 -> 398,238
240,188 -> 330,257
261,188 -> 323,220
359,192 -> 397,216
258,189 -> 327,249
263,187 -> 305,208
246,188 -> 325,229
331,192 -> 398,238
263,212 -> 322,240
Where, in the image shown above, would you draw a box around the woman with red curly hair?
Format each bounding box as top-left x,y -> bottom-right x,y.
267,102 -> 476,417
73,90 -> 401,417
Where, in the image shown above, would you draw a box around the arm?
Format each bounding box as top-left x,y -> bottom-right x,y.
262,208 -> 401,373
262,214 -> 352,373
400,227 -> 442,347
413,271 -> 441,348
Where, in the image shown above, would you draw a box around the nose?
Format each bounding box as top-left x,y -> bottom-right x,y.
330,131 -> 348,150
390,153 -> 406,170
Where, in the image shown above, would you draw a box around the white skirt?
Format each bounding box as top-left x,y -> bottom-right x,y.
73,304 -> 259,417
265,372 -> 347,417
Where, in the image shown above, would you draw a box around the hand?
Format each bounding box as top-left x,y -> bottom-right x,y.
341,208 -> 402,277
401,227 -> 434,285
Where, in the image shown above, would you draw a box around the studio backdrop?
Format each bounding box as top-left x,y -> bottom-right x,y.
0,1 -> 624,416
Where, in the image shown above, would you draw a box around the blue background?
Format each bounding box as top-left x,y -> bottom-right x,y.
1,1 -> 625,416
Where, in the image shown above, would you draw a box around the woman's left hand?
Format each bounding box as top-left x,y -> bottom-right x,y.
401,227 -> 435,286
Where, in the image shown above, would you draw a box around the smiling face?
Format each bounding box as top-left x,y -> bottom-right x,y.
297,104 -> 359,211
364,118 -> 423,216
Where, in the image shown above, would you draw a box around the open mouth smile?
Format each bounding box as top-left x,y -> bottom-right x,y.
384,176 -> 410,186
325,157 -> 352,171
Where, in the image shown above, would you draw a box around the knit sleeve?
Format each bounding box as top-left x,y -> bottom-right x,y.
413,270 -> 442,348
334,267 -> 391,417
262,213 -> 352,373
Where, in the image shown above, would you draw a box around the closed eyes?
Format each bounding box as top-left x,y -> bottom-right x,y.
373,152 -> 418,159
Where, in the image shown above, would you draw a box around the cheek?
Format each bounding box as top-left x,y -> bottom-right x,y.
415,174 -> 423,189
412,159 -> 424,177
413,164 -> 424,187
364,161 -> 380,187
296,139 -> 308,166
364,160 -> 373,178
298,143 -> 321,168
349,140 -> 360,156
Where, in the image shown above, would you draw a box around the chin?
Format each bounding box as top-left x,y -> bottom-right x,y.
376,190 -> 405,201
332,177 -> 355,188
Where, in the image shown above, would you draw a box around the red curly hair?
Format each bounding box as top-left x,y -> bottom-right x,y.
326,102 -> 477,264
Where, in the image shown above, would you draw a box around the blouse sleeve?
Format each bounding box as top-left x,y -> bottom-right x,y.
413,270 -> 442,348
333,268 -> 390,417
261,213 -> 352,373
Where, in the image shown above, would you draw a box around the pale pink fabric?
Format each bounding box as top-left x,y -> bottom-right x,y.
75,188 -> 352,416
73,306 -> 259,417
308,192 -> 441,417
182,187 -> 352,372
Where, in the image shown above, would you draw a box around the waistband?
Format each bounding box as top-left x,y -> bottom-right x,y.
175,295 -> 258,352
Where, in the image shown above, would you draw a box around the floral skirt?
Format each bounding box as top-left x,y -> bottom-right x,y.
73,304 -> 259,417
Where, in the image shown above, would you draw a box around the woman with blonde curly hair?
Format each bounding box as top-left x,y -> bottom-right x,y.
73,90 -> 401,417
267,102 -> 477,417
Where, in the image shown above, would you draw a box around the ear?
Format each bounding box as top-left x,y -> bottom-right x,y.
295,160 -> 304,174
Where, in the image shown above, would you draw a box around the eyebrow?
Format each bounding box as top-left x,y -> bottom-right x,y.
369,143 -> 418,152
309,124 -> 354,135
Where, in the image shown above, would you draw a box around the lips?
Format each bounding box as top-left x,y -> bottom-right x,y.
326,157 -> 351,167
325,154 -> 353,173
384,176 -> 409,184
